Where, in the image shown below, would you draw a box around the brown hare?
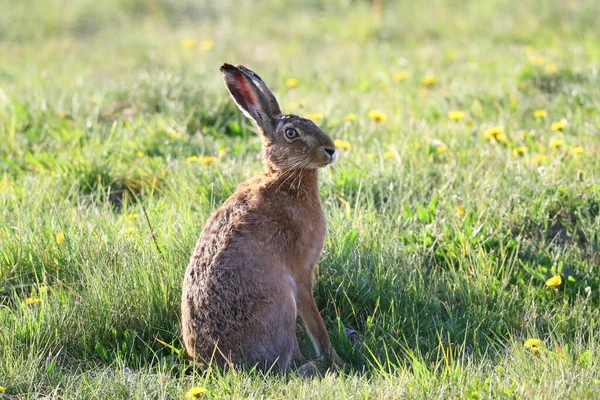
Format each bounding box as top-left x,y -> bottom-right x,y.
181,63 -> 343,372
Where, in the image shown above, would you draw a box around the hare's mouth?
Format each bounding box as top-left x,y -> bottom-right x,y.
314,154 -> 336,168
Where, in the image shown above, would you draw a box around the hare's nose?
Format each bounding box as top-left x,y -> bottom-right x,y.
324,147 -> 336,157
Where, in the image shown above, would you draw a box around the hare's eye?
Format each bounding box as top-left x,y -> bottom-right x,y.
284,128 -> 299,140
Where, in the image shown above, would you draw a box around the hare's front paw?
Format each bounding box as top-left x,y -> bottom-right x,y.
329,350 -> 345,369
295,361 -> 320,378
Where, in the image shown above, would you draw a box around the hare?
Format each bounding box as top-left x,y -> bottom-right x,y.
181,63 -> 343,372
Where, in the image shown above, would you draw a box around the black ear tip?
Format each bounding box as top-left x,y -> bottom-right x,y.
220,63 -> 238,73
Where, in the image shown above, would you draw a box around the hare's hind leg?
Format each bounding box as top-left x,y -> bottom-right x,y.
243,289 -> 299,372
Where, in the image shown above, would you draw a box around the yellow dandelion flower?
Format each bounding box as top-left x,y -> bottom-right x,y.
298,98 -> 307,107
551,119 -> 567,131
200,156 -> 218,165
484,126 -> 503,140
393,71 -> 411,83
166,129 -> 182,139
26,297 -> 42,305
533,110 -> 547,118
0,385 -> 5,393
185,387 -> 208,399
185,155 -> 218,165
345,113 -> 357,122
496,133 -> 507,143
436,145 -> 448,154
286,78 -> 299,89
126,213 -> 139,221
383,151 -> 396,160
307,112 -> 324,121
367,110 -> 387,123
447,110 -> 464,122
528,55 -> 546,66
366,153 -> 374,159
531,155 -> 547,164
549,139 -> 564,148
121,227 -> 136,237
577,169 -> 584,181
180,38 -> 197,49
136,151 -> 144,158
334,139 -> 351,151
55,231 -> 65,245
199,40 -> 214,51
545,63 -> 557,73
512,146 -> 527,156
524,338 -> 544,355
421,75 -> 439,86
570,146 -> 584,155
545,275 -> 562,288
455,205 -> 466,217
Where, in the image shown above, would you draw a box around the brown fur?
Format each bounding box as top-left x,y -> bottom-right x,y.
181,64 -> 343,371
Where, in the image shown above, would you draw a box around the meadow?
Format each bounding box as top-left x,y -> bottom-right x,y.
1,0 -> 600,398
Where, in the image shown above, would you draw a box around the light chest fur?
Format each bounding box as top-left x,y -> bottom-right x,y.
243,169 -> 326,278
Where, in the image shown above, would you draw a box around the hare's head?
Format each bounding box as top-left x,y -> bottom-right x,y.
221,63 -> 336,172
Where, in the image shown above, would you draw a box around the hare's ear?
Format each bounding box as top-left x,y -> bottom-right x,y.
221,63 -> 276,135
236,65 -> 282,116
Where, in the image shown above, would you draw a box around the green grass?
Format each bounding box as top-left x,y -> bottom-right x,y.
1,0 -> 600,398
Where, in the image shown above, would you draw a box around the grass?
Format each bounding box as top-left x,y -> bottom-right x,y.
1,0 -> 600,398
